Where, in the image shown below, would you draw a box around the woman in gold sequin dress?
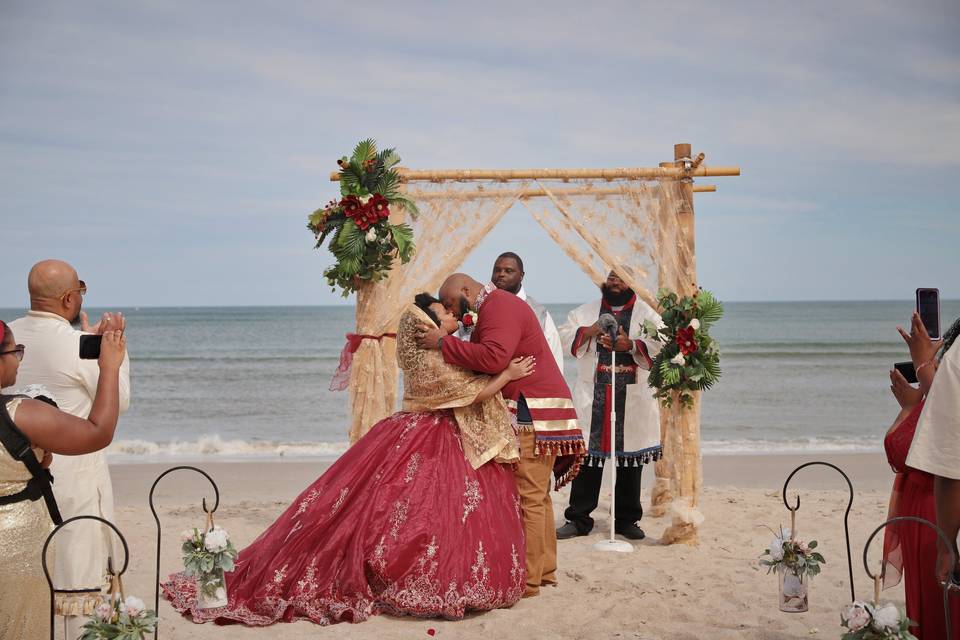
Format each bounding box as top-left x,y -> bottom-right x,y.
163,294 -> 531,626
0,321 -> 125,640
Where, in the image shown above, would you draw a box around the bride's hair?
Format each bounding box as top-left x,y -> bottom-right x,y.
414,292 -> 442,327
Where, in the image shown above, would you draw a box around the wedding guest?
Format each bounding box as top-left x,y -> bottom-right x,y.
903,311 -> 960,583
2,260 -> 130,639
0,321 -> 125,640
882,312 -> 960,639
555,271 -> 662,540
489,252 -> 564,372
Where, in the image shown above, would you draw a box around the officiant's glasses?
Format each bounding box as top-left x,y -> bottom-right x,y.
0,345 -> 25,361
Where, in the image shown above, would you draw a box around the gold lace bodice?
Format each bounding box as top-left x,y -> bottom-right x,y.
397,306 -> 518,468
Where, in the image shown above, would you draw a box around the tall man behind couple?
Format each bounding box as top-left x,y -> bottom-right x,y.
163,272 -> 585,625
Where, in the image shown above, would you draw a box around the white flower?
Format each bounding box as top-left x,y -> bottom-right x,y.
94,602 -> 113,622
689,318 -> 700,331
769,538 -> 785,562
873,603 -> 901,630
670,353 -> 686,366
842,602 -> 871,632
123,596 -> 145,618
365,228 -> 377,243
204,526 -> 229,553
180,528 -> 197,543
215,587 -> 226,601
358,194 -> 371,205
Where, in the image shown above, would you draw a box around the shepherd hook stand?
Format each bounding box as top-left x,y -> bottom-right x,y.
862,516 -> 955,639
149,465 -> 220,640
42,515 -> 129,640
781,461 -> 855,601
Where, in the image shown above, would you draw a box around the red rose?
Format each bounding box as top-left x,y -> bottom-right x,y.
675,326 -> 698,356
369,193 -> 391,220
462,312 -> 477,328
340,195 -> 362,219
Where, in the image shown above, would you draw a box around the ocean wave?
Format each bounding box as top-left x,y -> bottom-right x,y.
106,435 -> 350,460
702,437 -> 882,455
132,355 -> 339,364
106,434 -> 879,461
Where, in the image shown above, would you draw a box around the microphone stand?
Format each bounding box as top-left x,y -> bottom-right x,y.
594,322 -> 634,553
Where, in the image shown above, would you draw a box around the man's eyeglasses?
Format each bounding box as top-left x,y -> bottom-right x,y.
0,345 -> 25,362
58,280 -> 87,300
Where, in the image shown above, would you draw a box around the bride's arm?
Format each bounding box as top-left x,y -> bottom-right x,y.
472,356 -> 535,403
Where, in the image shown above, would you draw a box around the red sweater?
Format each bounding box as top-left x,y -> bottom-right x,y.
440,289 -> 585,487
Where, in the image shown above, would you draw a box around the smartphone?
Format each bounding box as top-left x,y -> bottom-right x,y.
916,288 -> 940,340
79,334 -> 102,360
893,361 -> 918,384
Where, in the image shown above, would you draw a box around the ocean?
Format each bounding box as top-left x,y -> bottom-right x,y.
3,301 -> 957,462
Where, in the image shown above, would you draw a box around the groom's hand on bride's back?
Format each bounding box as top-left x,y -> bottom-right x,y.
416,323 -> 444,350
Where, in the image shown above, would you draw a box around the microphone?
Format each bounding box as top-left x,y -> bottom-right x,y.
598,314 -> 618,342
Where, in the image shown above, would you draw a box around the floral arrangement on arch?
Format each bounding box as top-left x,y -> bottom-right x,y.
840,601 -> 916,639
642,287 -> 723,408
80,594 -> 157,639
307,138 -> 420,296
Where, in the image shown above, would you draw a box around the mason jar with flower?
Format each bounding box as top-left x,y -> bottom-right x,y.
180,524 -> 238,609
760,527 -> 826,613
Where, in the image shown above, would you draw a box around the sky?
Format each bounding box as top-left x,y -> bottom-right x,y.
0,1 -> 958,307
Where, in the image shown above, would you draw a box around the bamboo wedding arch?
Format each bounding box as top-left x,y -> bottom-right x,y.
331,143 -> 740,544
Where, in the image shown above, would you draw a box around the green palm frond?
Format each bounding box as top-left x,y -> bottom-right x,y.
334,220 -> 365,258
375,170 -> 400,198
339,165 -> 363,196
352,138 -> 377,164
697,290 -> 724,327
390,193 -> 421,219
378,148 -> 401,170
390,223 -> 415,262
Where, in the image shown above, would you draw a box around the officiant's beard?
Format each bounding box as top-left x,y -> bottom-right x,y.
601,285 -> 634,307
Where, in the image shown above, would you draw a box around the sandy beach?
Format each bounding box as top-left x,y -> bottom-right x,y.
100,453 -> 899,640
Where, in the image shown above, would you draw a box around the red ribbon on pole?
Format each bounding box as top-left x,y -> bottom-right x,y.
329,332 -> 397,391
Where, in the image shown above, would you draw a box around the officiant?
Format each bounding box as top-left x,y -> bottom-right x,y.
556,272 -> 663,541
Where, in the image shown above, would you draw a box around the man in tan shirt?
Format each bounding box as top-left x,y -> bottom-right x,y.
3,260 -> 130,639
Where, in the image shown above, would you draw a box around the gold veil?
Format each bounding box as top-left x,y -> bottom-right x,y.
397,304 -> 519,468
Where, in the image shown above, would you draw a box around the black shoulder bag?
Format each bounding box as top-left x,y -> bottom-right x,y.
0,393 -> 64,524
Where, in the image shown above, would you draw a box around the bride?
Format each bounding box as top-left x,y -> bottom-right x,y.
163,293 -> 534,625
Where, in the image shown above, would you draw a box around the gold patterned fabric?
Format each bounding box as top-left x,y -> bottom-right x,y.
397,305 -> 518,468
0,398 -> 53,640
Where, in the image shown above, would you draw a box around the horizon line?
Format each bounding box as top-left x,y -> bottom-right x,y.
2,298 -> 957,310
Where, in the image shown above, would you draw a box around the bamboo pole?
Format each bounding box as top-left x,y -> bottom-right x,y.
329,166 -> 739,182
404,184 -> 717,200
657,143 -> 704,546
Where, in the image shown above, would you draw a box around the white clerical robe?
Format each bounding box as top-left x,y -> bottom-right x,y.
3,311 -> 131,618
906,344 -> 960,480
456,286 -> 564,373
558,297 -> 663,458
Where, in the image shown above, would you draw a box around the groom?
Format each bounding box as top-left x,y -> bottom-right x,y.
417,273 -> 585,597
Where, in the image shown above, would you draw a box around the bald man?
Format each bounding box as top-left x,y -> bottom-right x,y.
417,273 -> 585,597
3,260 -> 130,640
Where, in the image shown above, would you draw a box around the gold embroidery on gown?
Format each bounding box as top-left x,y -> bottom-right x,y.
397,305 -> 519,468
0,398 -> 53,640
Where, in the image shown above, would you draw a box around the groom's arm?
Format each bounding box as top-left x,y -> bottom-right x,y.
441,297 -> 521,375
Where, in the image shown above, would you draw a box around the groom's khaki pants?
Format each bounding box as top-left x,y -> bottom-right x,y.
514,430 -> 558,597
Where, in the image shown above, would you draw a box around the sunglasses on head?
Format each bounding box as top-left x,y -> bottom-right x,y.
58,280 -> 87,300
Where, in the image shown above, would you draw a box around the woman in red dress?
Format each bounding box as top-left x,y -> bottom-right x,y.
883,318 -> 960,639
163,296 -> 533,626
